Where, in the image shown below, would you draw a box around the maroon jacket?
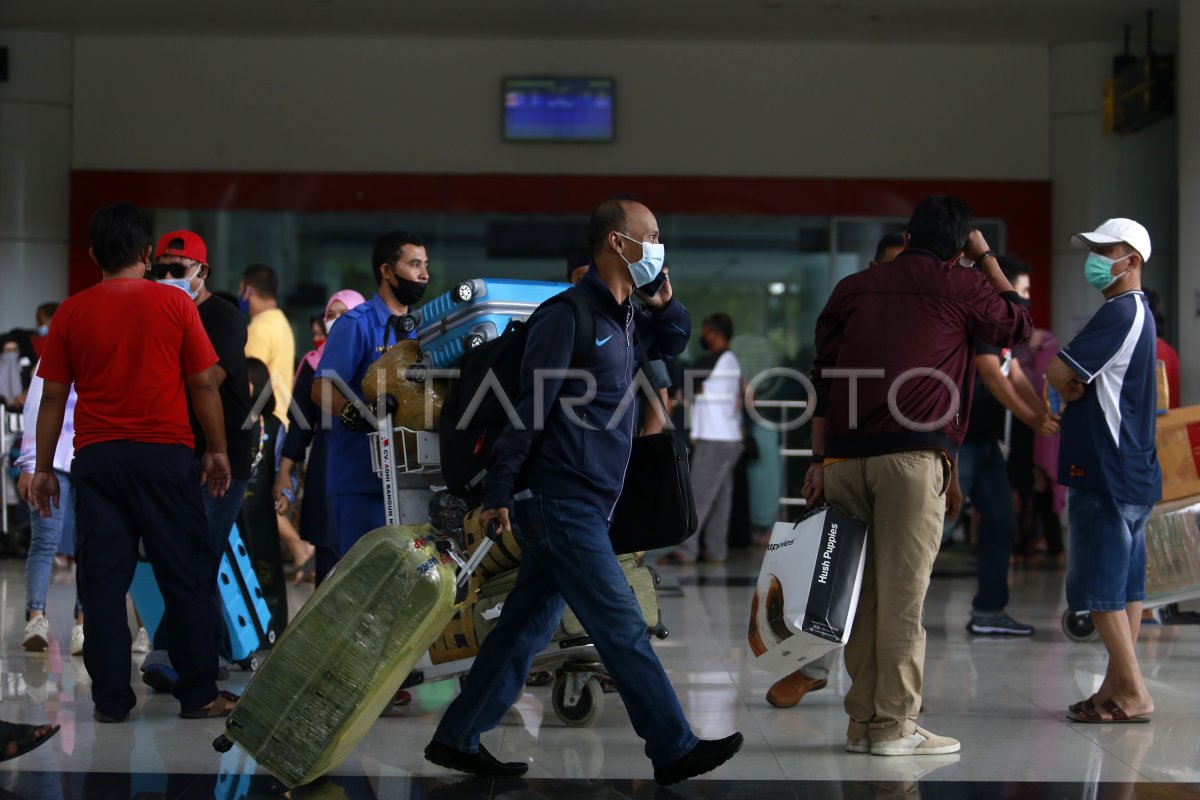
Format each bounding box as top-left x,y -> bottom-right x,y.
812,250 -> 1032,459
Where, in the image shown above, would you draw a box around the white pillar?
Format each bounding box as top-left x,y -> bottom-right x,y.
1049,41 -> 1178,345
0,32 -> 72,330
1179,3 -> 1200,405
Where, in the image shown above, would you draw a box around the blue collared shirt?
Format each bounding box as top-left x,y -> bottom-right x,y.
317,292 -> 414,496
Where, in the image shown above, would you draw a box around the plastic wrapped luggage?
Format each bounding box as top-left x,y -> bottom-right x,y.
360,339 -> 447,431
407,278 -> 569,369
216,524 -> 463,788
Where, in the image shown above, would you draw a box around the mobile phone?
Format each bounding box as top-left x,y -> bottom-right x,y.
639,270 -> 668,297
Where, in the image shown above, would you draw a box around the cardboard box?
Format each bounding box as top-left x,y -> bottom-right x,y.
749,508 -> 867,676
1157,406 -> 1200,503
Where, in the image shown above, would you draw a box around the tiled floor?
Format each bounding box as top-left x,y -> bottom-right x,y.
1,548 -> 1199,799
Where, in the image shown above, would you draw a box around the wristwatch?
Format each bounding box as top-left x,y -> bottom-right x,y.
811,453 -> 825,465
976,250 -> 997,264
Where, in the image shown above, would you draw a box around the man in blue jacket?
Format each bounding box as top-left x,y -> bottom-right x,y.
426,196 -> 743,785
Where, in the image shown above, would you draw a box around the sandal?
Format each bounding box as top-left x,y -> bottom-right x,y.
1068,696 -> 1097,715
525,670 -> 554,687
1067,698 -> 1151,724
180,690 -> 239,719
0,721 -> 60,761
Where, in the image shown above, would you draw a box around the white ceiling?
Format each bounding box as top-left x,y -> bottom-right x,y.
1,0 -> 1180,45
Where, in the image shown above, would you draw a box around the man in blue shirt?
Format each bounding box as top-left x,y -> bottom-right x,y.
1047,218 -> 1161,725
313,232 -> 429,556
425,196 -> 742,785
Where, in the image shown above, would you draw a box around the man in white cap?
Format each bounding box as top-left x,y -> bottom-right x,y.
1047,218 -> 1160,724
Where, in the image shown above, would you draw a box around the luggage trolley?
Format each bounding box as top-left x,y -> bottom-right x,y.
1062,496 -> 1200,641
368,413 -> 630,727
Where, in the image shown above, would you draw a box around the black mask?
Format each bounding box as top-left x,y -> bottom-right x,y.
1014,296 -> 1031,310
699,335 -> 712,352
389,275 -> 427,307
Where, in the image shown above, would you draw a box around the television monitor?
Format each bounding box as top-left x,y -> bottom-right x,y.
503,77 -> 615,142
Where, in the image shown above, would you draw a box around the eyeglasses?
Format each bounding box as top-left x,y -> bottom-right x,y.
151,261 -> 199,279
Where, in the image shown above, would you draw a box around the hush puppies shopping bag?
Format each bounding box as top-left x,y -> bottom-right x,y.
748,506 -> 868,675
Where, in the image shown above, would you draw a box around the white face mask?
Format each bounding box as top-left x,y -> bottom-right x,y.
615,232 -> 666,288
324,315 -> 339,336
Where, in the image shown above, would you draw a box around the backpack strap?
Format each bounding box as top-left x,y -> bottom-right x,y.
562,291 -> 594,369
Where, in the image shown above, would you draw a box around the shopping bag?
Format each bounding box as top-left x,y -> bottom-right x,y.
748,506 -> 868,675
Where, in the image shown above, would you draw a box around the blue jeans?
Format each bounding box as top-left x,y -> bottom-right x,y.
957,439 -> 1017,612
433,494 -> 698,767
26,470 -> 74,615
153,479 -> 249,653
1066,487 -> 1151,612
330,492 -> 385,557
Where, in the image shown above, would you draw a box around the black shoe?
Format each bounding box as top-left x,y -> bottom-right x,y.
93,708 -> 128,724
424,740 -> 529,778
654,733 -> 744,786
966,612 -> 1034,636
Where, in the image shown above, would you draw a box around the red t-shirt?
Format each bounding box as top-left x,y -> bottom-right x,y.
38,279 -> 218,451
1157,337 -> 1182,409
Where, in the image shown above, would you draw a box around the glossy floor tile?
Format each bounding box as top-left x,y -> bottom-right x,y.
0,547 -> 1198,799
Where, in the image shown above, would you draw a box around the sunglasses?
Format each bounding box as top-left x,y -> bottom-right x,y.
151,261 -> 200,279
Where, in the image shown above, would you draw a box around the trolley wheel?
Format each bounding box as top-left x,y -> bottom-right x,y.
398,314 -> 417,334
552,676 -> 604,727
654,625 -> 670,641
267,630 -> 277,645
238,656 -> 260,672
213,735 -> 234,753
1062,609 -> 1097,642
463,333 -> 486,351
453,282 -> 475,303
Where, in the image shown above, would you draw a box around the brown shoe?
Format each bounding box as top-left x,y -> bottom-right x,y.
766,670 -> 827,708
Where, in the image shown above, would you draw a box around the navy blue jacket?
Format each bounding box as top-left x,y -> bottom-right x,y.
482,267 -> 691,517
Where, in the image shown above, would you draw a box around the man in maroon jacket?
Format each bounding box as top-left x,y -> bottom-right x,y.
804,195 -> 1032,756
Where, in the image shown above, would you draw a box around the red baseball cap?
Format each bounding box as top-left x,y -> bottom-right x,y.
155,230 -> 208,265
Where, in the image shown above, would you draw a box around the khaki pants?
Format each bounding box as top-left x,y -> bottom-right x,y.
823,450 -> 950,742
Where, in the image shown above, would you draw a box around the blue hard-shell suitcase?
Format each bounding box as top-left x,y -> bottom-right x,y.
221,524 -> 274,661
407,279 -> 569,368
129,523 -> 273,668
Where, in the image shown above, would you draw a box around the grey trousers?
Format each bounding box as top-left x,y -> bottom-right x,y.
677,439 -> 744,562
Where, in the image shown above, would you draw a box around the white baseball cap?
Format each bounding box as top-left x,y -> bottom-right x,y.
1071,218 -> 1151,263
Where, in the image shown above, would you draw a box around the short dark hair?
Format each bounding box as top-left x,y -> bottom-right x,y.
372,231 -> 426,286
996,254 -> 1031,284
37,303 -> 60,321
588,194 -> 640,256
906,195 -> 972,261
88,203 -> 152,272
873,233 -> 906,263
565,247 -> 592,280
241,264 -> 278,299
245,357 -> 275,418
703,312 -> 734,342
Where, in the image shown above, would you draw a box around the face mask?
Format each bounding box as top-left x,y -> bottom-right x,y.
615,232 -> 666,288
1013,296 -> 1031,310
312,334 -> 326,349
1084,252 -> 1133,292
158,277 -> 198,299
699,335 -> 712,352
323,316 -> 339,337
237,291 -> 251,315
35,325 -> 49,337
389,275 -> 427,307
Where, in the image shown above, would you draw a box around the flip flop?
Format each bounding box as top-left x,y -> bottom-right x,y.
1067,698 -> 1151,724
180,690 -> 239,719
0,721 -> 60,762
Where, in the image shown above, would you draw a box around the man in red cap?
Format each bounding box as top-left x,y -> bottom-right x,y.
140,229 -> 255,694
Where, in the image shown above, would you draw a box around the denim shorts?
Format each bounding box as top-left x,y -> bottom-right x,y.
1066,487 -> 1151,612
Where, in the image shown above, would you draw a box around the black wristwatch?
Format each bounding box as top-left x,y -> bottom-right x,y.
976,250 -> 997,265
811,453 -> 825,465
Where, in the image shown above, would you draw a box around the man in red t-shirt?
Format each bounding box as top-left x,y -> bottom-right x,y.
29,203 -> 237,723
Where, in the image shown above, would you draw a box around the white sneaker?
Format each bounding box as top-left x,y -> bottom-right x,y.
22,616 -> 49,652
845,736 -> 871,753
70,623 -> 85,656
871,726 -> 960,756
131,627 -> 151,653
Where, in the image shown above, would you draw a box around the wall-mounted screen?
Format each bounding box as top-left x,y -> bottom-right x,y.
503,77 -> 614,142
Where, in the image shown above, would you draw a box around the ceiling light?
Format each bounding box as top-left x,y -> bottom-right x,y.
768,282 -> 787,296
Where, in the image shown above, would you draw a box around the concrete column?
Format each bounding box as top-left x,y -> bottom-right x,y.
1179,3 -> 1200,404
0,32 -> 72,330
1049,41 -> 1178,345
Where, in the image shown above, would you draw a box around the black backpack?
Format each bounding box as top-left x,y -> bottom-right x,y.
439,291 -> 594,498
